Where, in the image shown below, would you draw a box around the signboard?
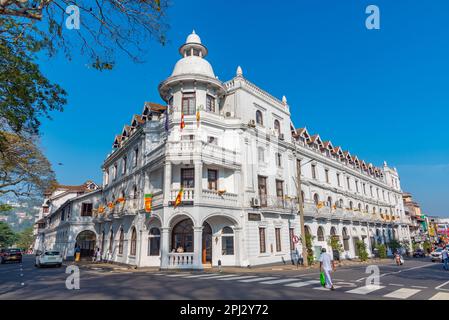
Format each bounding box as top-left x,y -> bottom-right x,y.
248,213 -> 261,221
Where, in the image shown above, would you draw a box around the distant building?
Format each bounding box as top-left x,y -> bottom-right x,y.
402,193 -> 428,243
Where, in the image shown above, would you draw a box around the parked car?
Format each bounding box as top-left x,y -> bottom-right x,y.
35,250 -> 63,268
0,248 -> 23,264
413,249 -> 426,258
431,248 -> 444,262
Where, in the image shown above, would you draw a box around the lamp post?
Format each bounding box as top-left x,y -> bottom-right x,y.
292,153 -> 313,267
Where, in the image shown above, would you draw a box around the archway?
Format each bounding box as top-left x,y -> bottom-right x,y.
202,222 -> 212,264
171,218 -> 194,252
342,227 -> 350,251
75,230 -> 96,259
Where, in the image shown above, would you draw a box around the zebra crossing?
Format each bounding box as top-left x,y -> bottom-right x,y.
151,272 -> 449,300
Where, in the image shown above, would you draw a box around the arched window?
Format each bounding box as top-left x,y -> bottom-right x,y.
256,110 -> 263,125
330,227 -> 337,236
133,185 -> 138,200
172,219 -> 194,252
130,227 -> 137,256
222,227 -> 234,255
327,196 -> 332,207
373,207 -> 376,214
148,228 -> 160,256
339,199 -> 344,208
118,228 -> 124,254
313,193 -> 320,205
317,226 -> 325,241
349,201 -> 353,210
109,230 -> 114,253
358,203 -> 362,212
365,205 -> 369,213
274,119 -> 281,135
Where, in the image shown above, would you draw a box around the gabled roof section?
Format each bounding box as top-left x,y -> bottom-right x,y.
143,102 -> 167,116
113,135 -> 122,148
322,140 -> 334,150
121,125 -> 131,138
308,134 -> 322,145
131,115 -> 145,128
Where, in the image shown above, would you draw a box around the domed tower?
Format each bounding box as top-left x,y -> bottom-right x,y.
159,31 -> 226,121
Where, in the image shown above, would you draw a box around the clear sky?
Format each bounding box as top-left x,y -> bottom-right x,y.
38,0 -> 449,216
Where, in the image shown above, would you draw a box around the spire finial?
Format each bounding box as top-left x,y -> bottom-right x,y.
282,95 -> 287,105
236,66 -> 243,77
192,29 -> 196,34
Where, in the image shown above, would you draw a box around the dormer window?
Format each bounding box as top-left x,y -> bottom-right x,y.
256,110 -> 263,126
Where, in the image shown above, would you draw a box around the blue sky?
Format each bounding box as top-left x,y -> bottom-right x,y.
38,0 -> 449,216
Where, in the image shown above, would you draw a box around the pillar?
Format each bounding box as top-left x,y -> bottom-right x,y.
164,162 -> 172,204
160,227 -> 170,269
194,161 -> 202,204
193,226 -> 204,270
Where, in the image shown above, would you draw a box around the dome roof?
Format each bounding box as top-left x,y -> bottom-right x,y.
171,55 -> 215,78
186,30 -> 201,45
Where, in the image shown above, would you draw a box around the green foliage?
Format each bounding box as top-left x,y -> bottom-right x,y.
356,240 -> 369,261
327,236 -> 344,253
375,244 -> 387,259
387,240 -> 401,252
15,227 -> 35,250
423,240 -> 432,252
0,204 -> 13,213
305,233 -> 315,265
0,221 -> 17,248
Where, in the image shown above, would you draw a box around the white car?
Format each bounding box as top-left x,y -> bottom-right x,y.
35,250 -> 63,268
431,248 -> 443,262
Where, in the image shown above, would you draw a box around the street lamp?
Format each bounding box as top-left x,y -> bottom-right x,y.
292,153 -> 314,267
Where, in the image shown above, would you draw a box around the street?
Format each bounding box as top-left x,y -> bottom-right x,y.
0,255 -> 449,300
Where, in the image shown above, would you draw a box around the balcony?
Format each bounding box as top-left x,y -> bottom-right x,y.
170,188 -> 195,205
260,195 -> 297,213
166,253 -> 196,269
167,141 -> 240,167
202,189 -> 238,207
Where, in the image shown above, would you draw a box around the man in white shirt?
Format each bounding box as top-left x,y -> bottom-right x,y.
319,248 -> 336,290
442,247 -> 449,271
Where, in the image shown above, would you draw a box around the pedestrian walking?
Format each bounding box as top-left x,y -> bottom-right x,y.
319,248 -> 336,290
95,247 -> 102,263
442,247 -> 449,271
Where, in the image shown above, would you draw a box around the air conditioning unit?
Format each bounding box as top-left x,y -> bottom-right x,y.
225,112 -> 232,117
279,133 -> 285,140
248,120 -> 256,128
251,197 -> 260,207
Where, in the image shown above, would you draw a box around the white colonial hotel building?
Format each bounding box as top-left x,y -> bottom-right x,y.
35,31 -> 411,269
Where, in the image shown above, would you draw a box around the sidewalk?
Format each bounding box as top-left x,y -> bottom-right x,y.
69,257 -> 394,275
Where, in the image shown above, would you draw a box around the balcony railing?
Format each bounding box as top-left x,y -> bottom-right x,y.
202,189 -> 238,207
167,141 -> 239,166
259,195 -> 297,212
166,253 -> 195,269
170,188 -> 195,204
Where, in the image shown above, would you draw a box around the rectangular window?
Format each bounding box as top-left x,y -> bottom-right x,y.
182,92 -> 196,115
337,173 -> 341,186
222,236 -> 234,255
134,148 -> 139,167
81,203 -> 93,217
370,186 -> 373,197
113,164 -> 117,180
122,156 -> 127,175
259,228 -> 266,253
311,164 -> 316,179
275,228 -> 282,252
258,176 -> 267,207
276,153 -> 282,168
325,169 -> 329,183
258,147 -> 264,163
105,169 -> 109,186
296,159 -> 301,176
181,168 -> 195,188
181,135 -> 194,141
276,180 -> 284,200
289,228 -> 295,250
206,94 -> 216,112
363,183 -> 366,195
207,169 -> 218,191
347,177 -> 351,190
43,207 -> 49,214
356,180 -> 359,193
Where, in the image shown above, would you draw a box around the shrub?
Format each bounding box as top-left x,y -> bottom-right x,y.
305,234 -> 315,265
375,244 -> 387,259
356,240 -> 369,261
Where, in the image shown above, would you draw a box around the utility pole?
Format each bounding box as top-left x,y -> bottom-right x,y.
294,154 -> 313,267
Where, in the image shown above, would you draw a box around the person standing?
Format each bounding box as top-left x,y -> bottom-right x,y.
319,248 -> 336,290
442,247 -> 449,271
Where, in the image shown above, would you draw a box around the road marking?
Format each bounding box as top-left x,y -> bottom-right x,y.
314,285 -> 341,291
152,273 -> 165,276
435,280 -> 449,291
411,286 -> 428,289
389,283 -> 404,287
384,288 -> 420,299
166,273 -> 192,277
238,277 -> 278,283
334,282 -> 357,288
260,278 -> 299,285
429,292 -> 449,300
183,274 -> 219,278
199,275 -> 238,280
346,285 -> 385,295
284,280 -> 320,288
217,275 -> 256,281
356,263 -> 436,282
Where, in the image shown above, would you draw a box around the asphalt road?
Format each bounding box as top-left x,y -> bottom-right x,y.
1,255 -> 449,300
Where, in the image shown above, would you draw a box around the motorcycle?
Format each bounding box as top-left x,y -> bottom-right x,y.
395,253 -> 404,266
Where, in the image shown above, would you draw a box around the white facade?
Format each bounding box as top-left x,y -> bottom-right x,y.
40,31 -> 412,268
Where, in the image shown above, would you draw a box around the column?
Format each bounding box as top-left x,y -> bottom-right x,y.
234,170 -> 242,204
194,161 -> 202,204
193,226 -> 204,270
164,162 -> 172,205
160,227 -> 170,269
233,227 -> 244,267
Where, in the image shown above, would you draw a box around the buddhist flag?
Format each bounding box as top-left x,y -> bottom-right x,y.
180,112 -> 185,130
317,201 -> 324,209
107,202 -> 115,209
196,106 -> 200,127
116,197 -> 126,204
174,187 -> 184,208
145,194 -> 153,213
155,0 -> 161,11
98,206 -> 105,214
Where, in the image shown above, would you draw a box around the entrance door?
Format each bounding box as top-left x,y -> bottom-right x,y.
76,230 -> 96,259
202,222 -> 212,264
